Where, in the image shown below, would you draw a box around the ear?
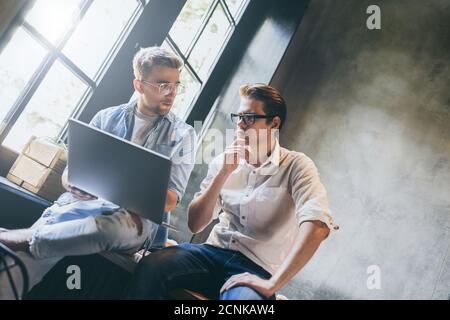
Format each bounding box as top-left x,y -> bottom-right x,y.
271,116 -> 281,129
133,79 -> 144,94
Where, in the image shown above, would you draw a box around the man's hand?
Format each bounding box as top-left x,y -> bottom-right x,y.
220,272 -> 276,298
66,184 -> 97,201
61,167 -> 97,200
221,139 -> 250,175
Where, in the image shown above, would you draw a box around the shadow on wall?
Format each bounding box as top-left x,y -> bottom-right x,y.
271,0 -> 450,299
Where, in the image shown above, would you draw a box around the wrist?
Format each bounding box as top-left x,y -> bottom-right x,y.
267,278 -> 280,293
218,167 -> 233,178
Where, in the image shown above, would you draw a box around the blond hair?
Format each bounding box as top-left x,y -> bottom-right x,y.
133,46 -> 182,80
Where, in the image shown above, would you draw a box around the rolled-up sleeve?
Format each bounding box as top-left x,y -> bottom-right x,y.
290,156 -> 338,232
168,127 -> 197,203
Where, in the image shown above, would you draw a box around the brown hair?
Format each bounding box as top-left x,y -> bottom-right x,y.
239,83 -> 287,130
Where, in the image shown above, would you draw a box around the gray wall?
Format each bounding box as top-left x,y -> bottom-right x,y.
0,0 -> 25,39
271,0 -> 450,299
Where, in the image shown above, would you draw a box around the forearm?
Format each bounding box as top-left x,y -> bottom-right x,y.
188,169 -> 229,233
269,220 -> 330,292
165,190 -> 178,212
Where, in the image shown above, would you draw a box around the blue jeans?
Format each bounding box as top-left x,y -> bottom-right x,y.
126,243 -> 276,300
28,195 -> 165,259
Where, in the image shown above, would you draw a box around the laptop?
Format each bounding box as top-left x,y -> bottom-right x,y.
67,118 -> 171,225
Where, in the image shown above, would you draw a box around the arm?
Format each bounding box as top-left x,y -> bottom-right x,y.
187,169 -> 229,233
221,156 -> 335,297
220,221 -> 329,297
188,140 -> 246,233
268,221 -> 329,292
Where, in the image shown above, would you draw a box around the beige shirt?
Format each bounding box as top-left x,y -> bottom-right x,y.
194,140 -> 338,275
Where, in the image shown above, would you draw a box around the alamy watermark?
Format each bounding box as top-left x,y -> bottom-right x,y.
66,265 -> 81,290
366,5 -> 381,30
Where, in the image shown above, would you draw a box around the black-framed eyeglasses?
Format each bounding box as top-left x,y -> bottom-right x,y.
140,79 -> 185,95
230,113 -> 276,126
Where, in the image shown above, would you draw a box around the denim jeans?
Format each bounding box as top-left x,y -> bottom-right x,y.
126,243 -> 276,300
29,196 -> 160,259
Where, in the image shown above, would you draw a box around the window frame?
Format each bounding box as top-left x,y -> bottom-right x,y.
0,0 -> 249,157
0,0 -> 145,151
164,0 -> 249,121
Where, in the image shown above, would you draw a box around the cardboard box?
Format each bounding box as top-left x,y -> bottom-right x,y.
7,136 -> 67,201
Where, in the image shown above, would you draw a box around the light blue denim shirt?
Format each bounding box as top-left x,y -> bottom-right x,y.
55,100 -> 197,213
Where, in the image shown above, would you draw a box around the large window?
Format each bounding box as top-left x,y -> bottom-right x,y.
155,0 -> 248,120
0,0 -> 249,154
0,0 -> 144,153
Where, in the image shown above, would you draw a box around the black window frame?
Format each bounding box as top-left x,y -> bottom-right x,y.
0,0 -> 146,149
162,0 -> 249,120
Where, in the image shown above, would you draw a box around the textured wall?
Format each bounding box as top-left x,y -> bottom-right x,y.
271,0 -> 450,299
0,0 -> 26,40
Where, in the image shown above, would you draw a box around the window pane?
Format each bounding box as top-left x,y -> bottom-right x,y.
169,0 -> 212,55
25,0 -> 82,45
188,4 -> 231,80
173,67 -> 201,119
63,0 -> 140,79
161,41 -> 201,119
0,27 -> 47,125
3,61 -> 88,152
225,0 -> 248,20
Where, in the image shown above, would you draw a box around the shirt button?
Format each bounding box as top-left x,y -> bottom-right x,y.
231,240 -> 236,244
242,216 -> 246,220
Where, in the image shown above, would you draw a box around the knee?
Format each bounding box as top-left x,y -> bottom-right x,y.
127,249 -> 180,299
221,286 -> 266,300
94,213 -> 145,250
137,248 -> 178,272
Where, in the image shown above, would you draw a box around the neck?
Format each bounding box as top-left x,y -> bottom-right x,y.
137,98 -> 159,117
251,137 -> 275,168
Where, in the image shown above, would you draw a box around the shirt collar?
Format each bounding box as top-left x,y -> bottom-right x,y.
242,139 -> 281,176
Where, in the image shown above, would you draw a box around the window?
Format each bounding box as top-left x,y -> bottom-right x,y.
0,0 -> 144,152
132,0 -> 249,121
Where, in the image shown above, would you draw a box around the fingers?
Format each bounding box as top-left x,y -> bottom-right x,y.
220,272 -> 252,293
225,145 -> 250,157
69,185 -> 97,200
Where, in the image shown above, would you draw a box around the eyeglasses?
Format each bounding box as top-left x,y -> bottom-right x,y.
230,113 -> 276,126
140,79 -> 185,95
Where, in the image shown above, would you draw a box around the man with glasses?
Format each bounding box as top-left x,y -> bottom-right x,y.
127,84 -> 338,300
0,47 -> 196,265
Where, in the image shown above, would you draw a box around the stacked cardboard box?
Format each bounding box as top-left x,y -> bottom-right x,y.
7,136 -> 67,201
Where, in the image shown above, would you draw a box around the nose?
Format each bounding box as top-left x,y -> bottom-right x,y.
237,118 -> 247,130
164,88 -> 176,98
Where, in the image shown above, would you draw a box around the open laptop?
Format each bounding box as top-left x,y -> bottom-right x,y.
67,118 -> 171,225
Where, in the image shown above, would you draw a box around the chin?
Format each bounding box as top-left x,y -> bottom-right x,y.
157,106 -> 172,116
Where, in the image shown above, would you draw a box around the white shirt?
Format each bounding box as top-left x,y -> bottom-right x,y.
194,140 -> 338,275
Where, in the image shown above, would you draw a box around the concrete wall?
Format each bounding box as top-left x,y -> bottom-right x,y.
270,0 -> 450,299
0,0 -> 26,40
